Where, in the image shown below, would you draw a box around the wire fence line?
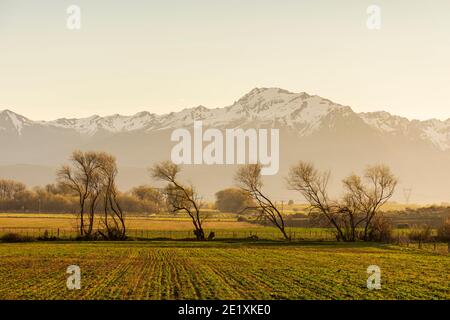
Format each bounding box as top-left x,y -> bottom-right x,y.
0,227 -> 337,241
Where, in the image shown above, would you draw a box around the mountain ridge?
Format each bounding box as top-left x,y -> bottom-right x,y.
2,88 -> 450,203
1,87 -> 450,151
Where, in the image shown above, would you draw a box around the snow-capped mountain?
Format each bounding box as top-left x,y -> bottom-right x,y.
2,88 -> 355,135
2,87 -> 450,151
1,87 -> 450,203
360,111 -> 450,151
0,109 -> 34,135
45,112 -> 159,135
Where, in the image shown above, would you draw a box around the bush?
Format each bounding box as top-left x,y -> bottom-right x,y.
408,225 -> 433,242
101,228 -> 126,241
437,219 -> 450,241
37,230 -> 59,241
365,216 -> 393,242
215,188 -> 255,213
1,233 -> 35,243
75,233 -> 101,241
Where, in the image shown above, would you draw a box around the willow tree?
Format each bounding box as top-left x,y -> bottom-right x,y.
151,161 -> 206,240
98,153 -> 126,240
235,163 -> 289,240
287,161 -> 397,241
58,150 -> 126,239
57,151 -> 103,236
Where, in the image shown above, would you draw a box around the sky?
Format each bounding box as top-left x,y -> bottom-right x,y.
0,0 -> 449,121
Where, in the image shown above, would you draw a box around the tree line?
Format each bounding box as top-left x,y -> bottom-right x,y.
0,179 -> 165,214
151,160 -> 397,242
0,150 -> 398,242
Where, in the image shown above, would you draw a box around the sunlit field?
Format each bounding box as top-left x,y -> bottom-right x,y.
0,211 -> 446,242
0,241 -> 447,300
0,213 -> 336,240
0,213 -> 258,231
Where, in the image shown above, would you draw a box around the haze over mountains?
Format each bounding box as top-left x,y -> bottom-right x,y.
1,88 -> 450,203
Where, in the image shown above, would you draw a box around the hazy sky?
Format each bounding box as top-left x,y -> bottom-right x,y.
0,0 -> 449,121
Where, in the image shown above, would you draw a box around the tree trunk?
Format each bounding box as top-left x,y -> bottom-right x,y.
194,228 -> 205,240
279,227 -> 290,241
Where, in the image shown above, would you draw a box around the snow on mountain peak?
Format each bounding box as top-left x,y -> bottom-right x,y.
359,111 -> 450,151
419,119 -> 450,151
0,89 -> 360,137
2,89 -> 450,152
359,111 -> 410,133
221,87 -> 352,133
0,109 -> 32,135
46,111 -> 160,135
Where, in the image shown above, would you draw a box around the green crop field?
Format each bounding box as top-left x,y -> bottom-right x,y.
0,241 -> 448,300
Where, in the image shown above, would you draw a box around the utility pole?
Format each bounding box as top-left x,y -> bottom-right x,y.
403,188 -> 412,205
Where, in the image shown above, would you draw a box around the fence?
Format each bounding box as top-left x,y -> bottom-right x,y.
0,227 -> 337,241
395,239 -> 449,254
0,227 -> 75,239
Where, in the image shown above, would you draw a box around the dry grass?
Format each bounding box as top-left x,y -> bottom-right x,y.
0,213 -> 258,231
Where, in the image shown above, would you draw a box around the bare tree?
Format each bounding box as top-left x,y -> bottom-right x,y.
0,180 -> 26,200
286,162 -> 346,240
343,165 -> 397,240
87,170 -> 103,236
287,162 -> 397,242
57,151 -> 103,236
57,151 -> 126,239
150,161 -> 206,240
98,153 -> 126,240
235,164 -> 290,240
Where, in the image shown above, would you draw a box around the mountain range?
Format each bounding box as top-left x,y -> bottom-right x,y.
1,88 -> 450,203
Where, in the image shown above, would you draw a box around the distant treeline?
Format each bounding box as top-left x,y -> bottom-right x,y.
387,206 -> 450,228
0,179 -> 165,214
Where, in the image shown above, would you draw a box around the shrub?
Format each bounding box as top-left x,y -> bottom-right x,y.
365,216 -> 393,243
1,233 -> 34,243
37,230 -> 59,241
408,225 -> 433,242
437,219 -> 450,241
215,188 -> 255,213
75,233 -> 101,241
102,228 -> 126,241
